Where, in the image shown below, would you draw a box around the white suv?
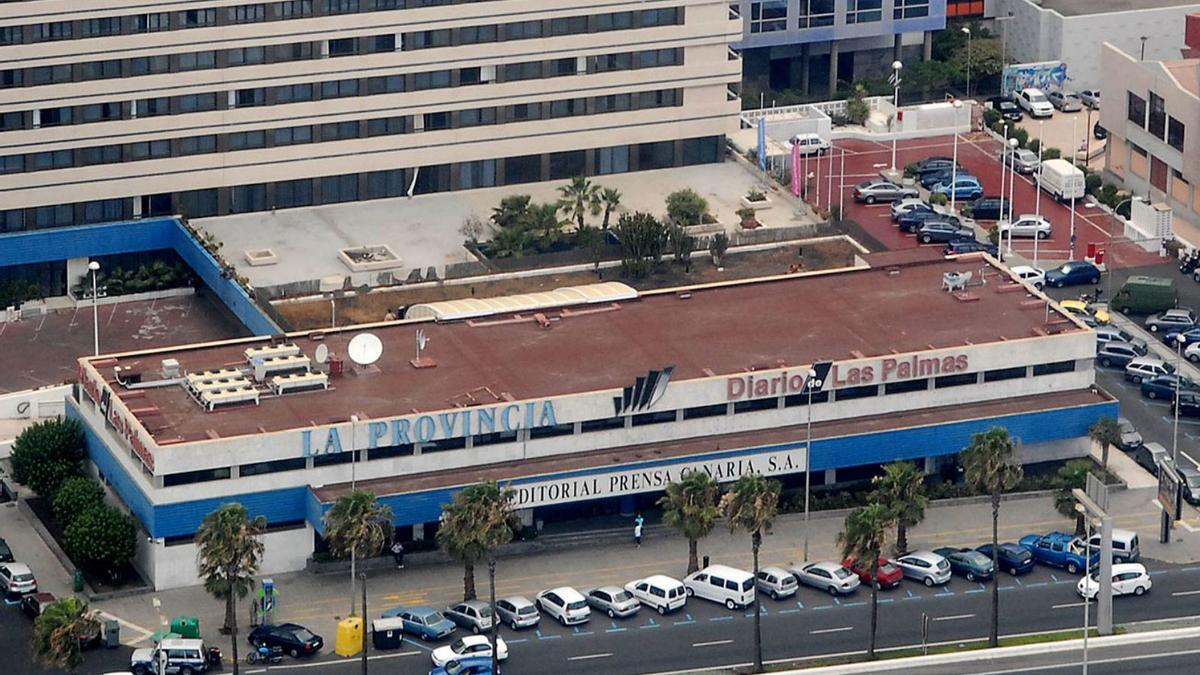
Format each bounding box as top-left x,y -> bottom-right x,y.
1017,88 -> 1054,118
535,587 -> 590,625
625,574 -> 687,615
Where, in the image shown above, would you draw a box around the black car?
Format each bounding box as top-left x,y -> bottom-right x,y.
248,623 -> 324,658
976,543 -> 1034,576
919,168 -> 967,189
0,538 -> 13,563
968,196 -> 1010,221
1173,392 -> 1200,418
898,209 -> 961,233
945,240 -> 999,256
989,96 -> 1023,122
917,220 -> 974,244
1094,122 -> 1108,140
912,156 -> 958,175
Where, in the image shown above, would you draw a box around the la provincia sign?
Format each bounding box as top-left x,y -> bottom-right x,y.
508,446 -> 808,510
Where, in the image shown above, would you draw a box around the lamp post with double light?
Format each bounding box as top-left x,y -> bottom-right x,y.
88,261 -> 101,357
890,61 -> 903,171
961,26 -> 972,99
950,100 -> 964,214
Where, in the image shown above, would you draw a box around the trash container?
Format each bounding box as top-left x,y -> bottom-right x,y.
370,618 -> 405,650
103,618 -> 120,648
334,617 -> 363,657
169,615 -> 200,639
72,570 -> 84,593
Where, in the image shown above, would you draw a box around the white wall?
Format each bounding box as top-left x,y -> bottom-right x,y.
140,526 -> 313,590
0,384 -> 70,420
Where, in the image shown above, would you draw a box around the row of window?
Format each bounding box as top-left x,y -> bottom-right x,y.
744,0 -> 928,32
1,89 -> 682,175
1128,90 -> 1186,153
159,358 -> 1076,485
403,8 -> 681,49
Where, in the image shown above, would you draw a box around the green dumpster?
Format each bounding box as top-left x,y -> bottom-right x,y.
169,616 -> 200,639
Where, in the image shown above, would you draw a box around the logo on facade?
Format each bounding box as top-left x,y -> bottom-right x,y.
613,367 -> 674,416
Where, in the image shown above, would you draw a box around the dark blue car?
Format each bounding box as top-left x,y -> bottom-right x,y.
383,605 -> 456,641
898,209 -> 961,233
1162,327 -> 1200,346
1044,261 -> 1101,288
430,656 -> 497,675
946,240 -> 999,256
1140,374 -> 1199,401
920,168 -> 973,189
976,543 -> 1034,576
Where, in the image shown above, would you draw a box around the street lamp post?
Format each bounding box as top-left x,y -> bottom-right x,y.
890,60 -> 903,171
1008,137 -> 1019,258
1174,335 -> 1186,467
961,26 -> 972,99
1140,36 -> 1149,61
802,367 -> 818,562
999,125 -> 1009,261
1070,115 -> 1079,260
950,100 -> 964,213
88,261 -> 101,357
1034,121 -> 1045,268
1077,503 -> 1093,675
349,414 -> 359,616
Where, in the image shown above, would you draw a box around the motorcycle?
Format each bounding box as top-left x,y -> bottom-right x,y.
245,645 -> 283,665
207,645 -> 223,669
1180,251 -> 1200,274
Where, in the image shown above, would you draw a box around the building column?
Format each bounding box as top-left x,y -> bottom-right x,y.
798,44 -> 811,95
924,455 -> 938,474
893,34 -> 903,63
828,41 -> 840,97
515,508 -> 534,528
823,468 -> 836,484
619,495 -> 636,517
412,524 -> 426,542
923,31 -> 933,61
66,258 -> 91,297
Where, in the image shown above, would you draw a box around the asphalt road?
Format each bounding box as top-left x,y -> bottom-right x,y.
0,595 -> 133,675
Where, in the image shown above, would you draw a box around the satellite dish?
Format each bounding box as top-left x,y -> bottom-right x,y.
347,333 -> 383,366
315,344 -> 330,364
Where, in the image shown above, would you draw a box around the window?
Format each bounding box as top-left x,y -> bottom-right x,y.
1169,116 -> 1186,152
0,111 -> 24,131
178,51 -> 217,71
136,13 -> 170,32
79,60 -> 122,81
329,37 -> 357,56
30,150 -> 72,171
683,403 -> 727,419
785,390 -> 830,406
179,9 -> 218,28
411,70 -> 450,90
369,0 -> 403,8
459,67 -> 482,85
130,55 -> 171,76
31,22 -> 72,42
274,83 -> 314,103
734,397 -> 777,413
177,92 -> 218,113
129,140 -> 171,160
137,97 -> 170,117
312,451 -> 358,467
750,0 -> 788,32
549,150 -> 585,179
0,155 -> 23,174
550,15 -> 588,36
508,102 -> 539,121
367,75 -> 405,94
681,135 -> 719,165
552,57 -> 577,77
424,437 -> 465,453
320,79 -> 359,98
366,116 -> 406,136
368,441 -> 414,460
39,108 -> 72,127
231,4 -> 268,23
407,29 -> 450,49
179,135 -> 217,156
34,205 -> 73,228
320,174 -> 358,203
984,366 -> 1026,382
324,0 -> 360,14
594,94 -> 630,113
580,416 -> 624,432
934,372 -> 977,388
640,7 -> 679,26
240,457 -> 306,476
275,125 -> 313,145
639,140 -> 675,170
592,53 -> 632,72
228,46 -> 267,66
895,0 -> 930,18
0,70 -> 21,88
473,430 -> 519,446
945,0 -> 984,16
280,1 -> 314,18
274,42 -> 313,61
835,384 -> 878,400
459,159 -> 497,188
505,20 -> 542,40
0,26 -> 22,45
370,34 -> 396,52
365,169 -> 405,198
597,12 -> 634,31
320,120 -> 359,141
422,111 -> 450,130
550,98 -> 584,118
638,89 -> 678,109
79,102 -> 122,123
1149,92 -> 1166,139
236,88 -> 267,107
80,198 -> 124,223
798,0 -> 835,27
164,467 -> 231,486
275,179 -> 314,208
598,145 -> 630,174
847,0 -> 883,23
1128,92 -> 1147,128
0,210 -> 24,232
1033,360 -> 1076,376
228,130 -> 267,150
458,24 -> 497,44
81,17 -> 121,38
503,61 -> 543,81
883,378 -> 927,394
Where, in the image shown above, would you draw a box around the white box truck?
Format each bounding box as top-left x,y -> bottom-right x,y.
1039,158 -> 1086,201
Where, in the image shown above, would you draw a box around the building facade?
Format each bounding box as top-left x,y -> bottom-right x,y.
0,0 -> 740,233
69,252 -> 1114,589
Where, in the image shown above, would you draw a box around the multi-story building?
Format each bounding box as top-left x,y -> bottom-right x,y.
0,0 -> 740,233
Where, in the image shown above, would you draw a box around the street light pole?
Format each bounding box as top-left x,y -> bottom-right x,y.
1174,335 -> 1185,467
999,125 -> 1009,261
1070,115 -> 1078,260
88,261 -> 101,357
1034,121 -> 1044,268
961,26 -> 972,99
802,367 -> 817,562
950,100 -> 963,213
890,60 -> 903,171
1140,36 -> 1148,61
1077,504 -> 1092,675
1008,137 -> 1018,258
349,414 -> 359,617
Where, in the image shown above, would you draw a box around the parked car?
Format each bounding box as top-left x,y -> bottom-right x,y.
933,547 -> 995,582
1000,146 -> 1041,174
583,586 -> 640,618
897,208 -> 960,233
429,656 -> 496,675
894,550 -> 952,586
1079,89 -> 1101,109
989,96 -> 1023,121
945,240 -> 998,257
1018,532 -> 1099,574
0,538 -> 13,563
1094,122 -> 1108,140
1060,299 -> 1109,326
1145,308 -> 1197,333
1124,356 -> 1174,383
624,575 -> 687,615
1161,327 -> 1200,347
247,623 -> 324,658
1176,465 -> 1200,505
854,180 -> 918,204
920,168 -> 968,189
1116,417 -> 1143,451
1110,275 -> 1177,315
1010,265 -> 1045,289
1185,341 -> 1200,363
1047,90 -> 1084,112
19,591 -> 56,619
1039,159 -> 1086,200
1086,529 -> 1141,563
494,596 -> 540,630
1140,374 -> 1199,401
789,561 -> 861,596
932,175 -> 985,201
130,638 -> 211,675
911,156 -> 959,175
682,564 -> 756,609
1096,342 -> 1146,368
1045,261 -> 1101,288
535,587 -> 591,625
1172,391 -> 1200,418
1017,88 -> 1054,117
383,606 -> 456,641
968,196 -> 1010,220
755,566 -> 799,600
917,220 -> 975,244
431,635 -> 508,668
788,133 -> 830,156
0,562 -> 36,595
1094,326 -> 1147,353
445,600 -> 493,635
1000,215 -> 1052,239
975,542 -> 1035,576
1077,563 -> 1151,599
1132,442 -> 1168,475
842,556 -> 904,589
891,197 -> 942,221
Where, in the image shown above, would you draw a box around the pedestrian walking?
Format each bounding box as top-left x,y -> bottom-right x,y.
391,540 -> 405,569
634,521 -> 643,548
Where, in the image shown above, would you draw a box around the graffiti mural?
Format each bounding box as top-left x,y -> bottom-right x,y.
1001,61 -> 1069,97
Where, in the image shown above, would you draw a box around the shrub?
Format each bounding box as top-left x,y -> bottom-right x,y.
665,189 -> 708,226
64,505 -> 137,574
903,162 -> 920,177
1085,173 -> 1102,195
745,188 -> 766,202
1027,138 -> 1040,155
52,477 -> 106,526
11,418 -> 85,498
845,84 -> 871,125
1042,147 -> 1062,161
1011,127 -> 1030,149
929,192 -> 949,206
736,207 -> 757,221
982,107 -> 1001,128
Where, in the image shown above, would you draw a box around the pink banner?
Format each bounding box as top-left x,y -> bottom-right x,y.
791,142 -> 801,197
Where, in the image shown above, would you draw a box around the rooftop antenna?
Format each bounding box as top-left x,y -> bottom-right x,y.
347,333 -> 383,370
314,343 -> 330,365
411,328 -> 436,369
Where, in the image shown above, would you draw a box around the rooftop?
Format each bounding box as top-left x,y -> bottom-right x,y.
1037,0 -> 1200,17
1164,59 -> 1200,96
88,253 -> 1081,444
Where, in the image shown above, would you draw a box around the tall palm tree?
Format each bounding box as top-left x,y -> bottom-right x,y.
32,596 -> 99,671
872,461 -> 928,555
436,481 -> 518,601
1089,417 -> 1121,474
599,187 -> 623,230
837,503 -> 894,660
325,490 -> 395,616
658,471 -> 721,574
961,427 -> 1024,648
721,473 -> 781,674
196,503 -> 266,673
557,176 -> 601,229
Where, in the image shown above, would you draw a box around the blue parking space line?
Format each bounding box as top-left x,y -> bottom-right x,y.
843,601 -> 865,607
833,597 -> 842,606
778,608 -> 801,614
965,588 -> 986,594
686,614 -> 694,622
796,600 -> 804,609
403,639 -> 434,653
999,585 -> 1015,591
1025,582 -> 1048,588
1014,577 -> 1024,585
645,618 -> 658,627
709,616 -> 734,622
535,629 -> 543,639
1054,579 -> 1074,585
507,639 -> 528,644
1050,574 -> 1059,583
1148,570 -> 1168,576
675,618 -> 695,625
1182,566 -> 1200,572
538,634 -> 562,640
902,595 -> 921,601
812,604 -> 834,610
606,628 -> 627,633
906,590 -> 914,598
877,598 -> 895,604
573,631 -> 594,636
573,626 -> 582,634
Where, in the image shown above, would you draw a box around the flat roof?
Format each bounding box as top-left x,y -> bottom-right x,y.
313,388 -> 1111,501
1036,0 -> 1200,16
90,253 -> 1082,443
1164,59 -> 1200,96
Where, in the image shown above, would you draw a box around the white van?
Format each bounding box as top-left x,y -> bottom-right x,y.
789,133 -> 830,156
625,574 -> 687,615
130,638 -> 210,675
683,564 -> 756,610
1087,529 -> 1140,563
1039,159 -> 1086,201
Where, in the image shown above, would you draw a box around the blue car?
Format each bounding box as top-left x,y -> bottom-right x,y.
919,168 -> 972,189
898,209 -> 961,233
1018,532 -> 1100,574
946,240 -> 999,256
976,543 -> 1035,576
1140,374 -> 1199,401
1162,327 -> 1200,346
932,176 -> 984,200
384,605 -> 456,642
430,656 -> 497,675
1044,261 -> 1101,288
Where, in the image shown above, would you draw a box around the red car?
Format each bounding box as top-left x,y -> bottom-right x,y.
842,556 -> 904,589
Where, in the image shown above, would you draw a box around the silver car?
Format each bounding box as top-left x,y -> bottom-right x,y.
1117,417 -> 1143,451
495,596 -> 539,630
854,180 -> 919,204
1047,90 -> 1083,112
1145,308 -> 1197,333
1000,215 -> 1052,239
789,561 -> 861,596
583,586 -> 640,618
1000,147 -> 1040,174
895,550 -> 952,586
445,599 -> 493,634
755,566 -> 798,600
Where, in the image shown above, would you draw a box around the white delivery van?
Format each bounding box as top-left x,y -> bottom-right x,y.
789,133 -> 830,156
1039,159 -> 1086,201
683,564 -> 756,610
625,574 -> 688,615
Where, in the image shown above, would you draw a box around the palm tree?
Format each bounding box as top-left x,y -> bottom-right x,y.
490,194 -> 531,228
872,461 -> 928,555
1089,417 -> 1121,474
837,503 -> 894,660
325,490 -> 395,616
436,481 -> 518,601
658,471 -> 721,574
32,596 -> 99,671
599,187 -> 623,230
721,473 -> 781,674
557,176 -> 601,229
196,503 -> 266,673
961,427 -> 1024,648
1053,460 -> 1093,536
526,202 -> 564,240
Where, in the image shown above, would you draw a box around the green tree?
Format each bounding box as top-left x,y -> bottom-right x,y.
845,84 -> 871,125
490,194 -> 532,228
557,177 -> 601,229
668,224 -> 697,273
487,226 -> 533,258
196,503 -> 266,671
951,37 -> 1006,82
525,202 -> 564,240
709,232 -> 730,267
961,427 -> 1024,648
837,503 -> 894,660
52,477 -> 106,526
599,187 -> 623,230
63,505 -> 136,578
436,481 -> 518,601
1053,460 -> 1093,536
871,462 -> 928,555
658,472 -> 721,574
721,474 -> 781,674
665,189 -> 709,226
612,212 -> 668,279
10,418 -> 86,498
32,596 -> 99,672
325,491 -> 395,616
1089,417 -> 1121,474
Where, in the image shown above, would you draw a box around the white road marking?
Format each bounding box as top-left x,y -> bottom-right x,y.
810,626 -> 854,634
568,653 -> 614,661
693,640 -> 734,648
1182,451 -> 1200,469
932,613 -> 976,621
1052,602 -> 1088,609
1171,590 -> 1200,596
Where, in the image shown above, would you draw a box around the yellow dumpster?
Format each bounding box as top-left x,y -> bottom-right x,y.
334,616 -> 364,657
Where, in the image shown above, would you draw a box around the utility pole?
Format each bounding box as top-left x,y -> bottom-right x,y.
489,559 -> 499,675
361,572 -> 368,675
